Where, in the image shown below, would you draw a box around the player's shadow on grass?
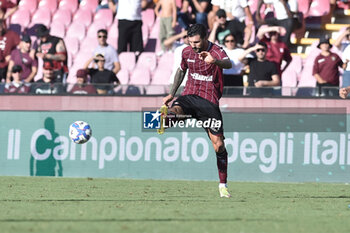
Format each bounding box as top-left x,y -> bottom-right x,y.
29,117 -> 63,177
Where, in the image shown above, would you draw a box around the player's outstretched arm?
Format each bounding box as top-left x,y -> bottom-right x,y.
163,68 -> 186,106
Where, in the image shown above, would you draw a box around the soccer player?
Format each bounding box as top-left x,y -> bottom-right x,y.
162,24 -> 232,198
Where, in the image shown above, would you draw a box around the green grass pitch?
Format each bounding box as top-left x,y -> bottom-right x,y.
1,176 -> 350,233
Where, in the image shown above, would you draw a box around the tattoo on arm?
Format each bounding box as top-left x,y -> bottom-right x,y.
170,68 -> 185,96
57,40 -> 67,53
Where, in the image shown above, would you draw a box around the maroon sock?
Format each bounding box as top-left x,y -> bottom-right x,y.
216,149 -> 228,183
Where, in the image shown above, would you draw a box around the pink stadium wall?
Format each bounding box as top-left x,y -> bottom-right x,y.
0,96 -> 349,112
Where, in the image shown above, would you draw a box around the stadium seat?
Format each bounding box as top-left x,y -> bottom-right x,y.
66,64 -> 79,84
158,52 -> 175,69
66,22 -> 86,41
298,64 -> 316,87
72,8 -> 93,27
67,51 -> 73,68
107,23 -> 118,49
142,24 -> 149,47
135,52 -> 157,72
298,0 -> 312,18
145,85 -> 166,95
58,0 -> 78,14
50,21 -> 66,38
79,37 -> 98,54
18,0 -> 37,15
52,9 -> 72,28
149,17 -> 160,38
296,65 -> 316,97
117,69 -> 129,85
282,55 -> 302,88
30,8 -> 52,27
94,9 -> 114,27
107,36 -> 118,50
141,8 -> 155,30
72,50 -> 92,69
129,68 -> 151,85
38,0 -> 58,15
307,0 -> 330,17
118,52 -> 136,71
10,8 -> 31,29
33,57 -> 43,82
86,21 -> 107,38
79,0 -> 99,13
125,85 -> 144,95
248,0 -> 259,15
151,68 -> 172,85
281,55 -> 303,96
64,37 -> 80,57
146,18 -> 161,52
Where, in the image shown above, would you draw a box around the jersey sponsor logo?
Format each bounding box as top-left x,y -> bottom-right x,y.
190,73 -> 213,81
318,58 -> 325,63
187,59 -> 195,63
0,37 -> 7,50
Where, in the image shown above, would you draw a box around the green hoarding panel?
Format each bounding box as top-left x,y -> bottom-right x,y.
0,111 -> 349,183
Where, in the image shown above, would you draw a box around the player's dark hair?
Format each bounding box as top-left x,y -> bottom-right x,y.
187,24 -> 207,39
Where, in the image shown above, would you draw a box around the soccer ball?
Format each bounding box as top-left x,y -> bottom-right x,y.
69,121 -> 92,144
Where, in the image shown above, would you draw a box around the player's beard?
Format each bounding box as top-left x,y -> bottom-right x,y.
192,46 -> 202,53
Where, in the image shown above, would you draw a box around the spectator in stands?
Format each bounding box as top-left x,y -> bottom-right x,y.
0,0 -> 18,20
69,69 -> 97,95
117,0 -> 147,55
0,18 -> 20,82
313,37 -> 344,97
4,65 -> 30,93
341,40 -> 350,88
333,26 -> 350,52
154,0 -> 177,55
31,61 -> 65,94
163,29 -> 188,51
208,0 -> 253,48
6,35 -> 37,83
256,0 -> 298,46
207,0 -> 233,30
238,41 -> 280,96
93,29 -> 121,75
257,25 -> 292,78
208,9 -> 245,47
339,86 -> 350,99
84,54 -> 120,95
96,0 -> 118,13
222,34 -> 245,95
177,0 -> 211,29
33,24 -> 68,83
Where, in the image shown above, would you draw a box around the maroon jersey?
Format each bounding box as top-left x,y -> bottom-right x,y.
0,0 -> 16,13
69,84 -> 97,94
180,42 -> 229,105
0,30 -> 20,68
312,52 -> 343,85
4,82 -> 30,94
262,37 -> 292,76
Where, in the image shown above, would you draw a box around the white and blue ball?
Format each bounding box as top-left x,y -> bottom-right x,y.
69,121 -> 92,144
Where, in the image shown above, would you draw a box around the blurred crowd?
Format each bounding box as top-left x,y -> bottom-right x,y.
0,0 -> 349,97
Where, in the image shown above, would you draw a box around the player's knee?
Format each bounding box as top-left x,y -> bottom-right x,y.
213,140 -> 225,153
